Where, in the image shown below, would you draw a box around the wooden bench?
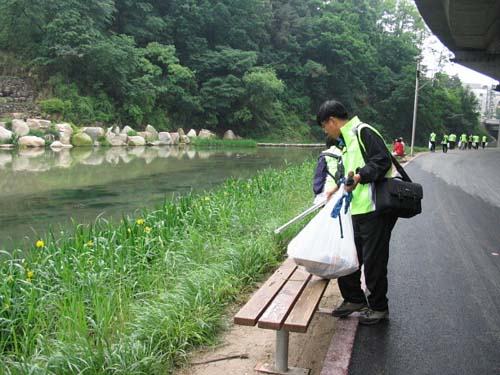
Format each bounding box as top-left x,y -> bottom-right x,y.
234,258 -> 330,374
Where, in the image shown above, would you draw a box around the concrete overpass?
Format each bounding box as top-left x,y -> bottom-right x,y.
415,0 -> 500,145
415,0 -> 500,81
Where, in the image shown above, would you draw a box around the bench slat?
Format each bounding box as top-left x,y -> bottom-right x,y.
284,276 -> 329,333
257,267 -> 311,330
233,258 -> 297,326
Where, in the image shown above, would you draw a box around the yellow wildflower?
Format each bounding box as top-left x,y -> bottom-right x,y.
86,240 -> 94,247
136,219 -> 144,225
36,240 -> 44,248
144,226 -> 152,233
127,228 -> 132,233
27,270 -> 34,279
204,196 -> 210,201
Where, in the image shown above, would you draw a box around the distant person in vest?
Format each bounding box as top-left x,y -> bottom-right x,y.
481,135 -> 487,149
448,133 -> 456,150
429,131 -> 437,152
460,133 -> 467,150
317,99 -> 397,325
312,136 -> 344,205
472,134 -> 480,149
468,134 -> 473,150
441,134 -> 448,153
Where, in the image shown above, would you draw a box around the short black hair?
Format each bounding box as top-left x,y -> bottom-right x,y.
316,99 -> 349,126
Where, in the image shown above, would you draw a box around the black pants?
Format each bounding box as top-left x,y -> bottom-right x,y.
338,212 -> 397,311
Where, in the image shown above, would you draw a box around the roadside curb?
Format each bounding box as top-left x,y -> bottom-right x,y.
320,317 -> 359,375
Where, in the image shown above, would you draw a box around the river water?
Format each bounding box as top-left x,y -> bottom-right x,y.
0,145 -> 318,250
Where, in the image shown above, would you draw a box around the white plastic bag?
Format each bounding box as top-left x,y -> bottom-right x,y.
287,188 -> 358,279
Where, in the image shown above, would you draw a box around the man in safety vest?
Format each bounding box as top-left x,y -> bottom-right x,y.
441,134 -> 449,153
429,131 -> 437,152
448,133 -> 456,150
460,133 -> 467,150
318,99 -> 397,325
472,135 -> 480,149
481,135 -> 487,149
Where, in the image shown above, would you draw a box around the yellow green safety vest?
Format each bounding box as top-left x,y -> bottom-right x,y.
340,116 -> 391,215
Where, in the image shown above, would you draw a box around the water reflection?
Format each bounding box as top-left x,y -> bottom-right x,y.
0,146 -> 317,250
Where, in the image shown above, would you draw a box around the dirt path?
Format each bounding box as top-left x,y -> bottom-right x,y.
176,281 -> 342,375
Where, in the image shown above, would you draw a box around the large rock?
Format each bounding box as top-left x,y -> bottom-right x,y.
83,127 -> 105,141
177,128 -> 185,137
145,124 -> 158,140
158,132 -> 173,145
26,119 -> 51,131
112,125 -> 121,135
38,120 -> 51,129
56,123 -> 73,145
0,122 -> 5,128
127,135 -> 146,146
170,132 -> 179,144
180,135 -> 191,144
106,133 -> 128,146
0,127 -> 13,142
50,141 -> 73,149
138,131 -> 156,142
223,130 -> 237,140
71,132 -> 93,147
12,120 -> 29,136
187,129 -> 197,138
18,136 -> 45,148
120,126 -> 135,135
198,129 -> 217,139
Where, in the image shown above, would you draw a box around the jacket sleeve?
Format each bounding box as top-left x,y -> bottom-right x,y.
312,155 -> 327,194
357,127 -> 392,183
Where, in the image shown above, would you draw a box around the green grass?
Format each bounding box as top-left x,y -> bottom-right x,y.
0,159 -> 315,374
191,138 -> 257,148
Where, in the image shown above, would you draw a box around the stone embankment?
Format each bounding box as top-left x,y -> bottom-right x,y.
0,76 -> 38,117
0,119 -> 241,150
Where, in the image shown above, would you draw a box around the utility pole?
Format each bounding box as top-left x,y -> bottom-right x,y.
410,59 -> 420,157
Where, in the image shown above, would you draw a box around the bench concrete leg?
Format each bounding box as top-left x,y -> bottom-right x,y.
254,329 -> 310,375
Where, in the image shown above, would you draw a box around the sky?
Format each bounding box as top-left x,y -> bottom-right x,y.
421,35 -> 499,87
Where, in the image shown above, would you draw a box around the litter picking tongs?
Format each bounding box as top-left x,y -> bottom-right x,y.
273,199 -> 327,234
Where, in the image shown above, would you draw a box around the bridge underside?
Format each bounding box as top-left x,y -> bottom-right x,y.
415,0 -> 500,81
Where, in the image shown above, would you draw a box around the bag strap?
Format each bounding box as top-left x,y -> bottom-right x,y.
356,123 -> 412,183
321,151 -> 342,160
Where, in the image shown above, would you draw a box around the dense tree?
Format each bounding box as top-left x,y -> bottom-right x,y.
0,0 -> 481,142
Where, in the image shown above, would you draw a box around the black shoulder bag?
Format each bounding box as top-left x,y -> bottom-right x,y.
358,127 -> 423,218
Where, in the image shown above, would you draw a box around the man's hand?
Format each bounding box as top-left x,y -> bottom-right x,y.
344,171 -> 361,193
325,185 -> 339,200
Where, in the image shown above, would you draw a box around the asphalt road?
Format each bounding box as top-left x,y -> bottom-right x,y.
348,148 -> 500,375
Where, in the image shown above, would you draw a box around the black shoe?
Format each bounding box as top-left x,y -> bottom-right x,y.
358,308 -> 389,325
331,300 -> 368,317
